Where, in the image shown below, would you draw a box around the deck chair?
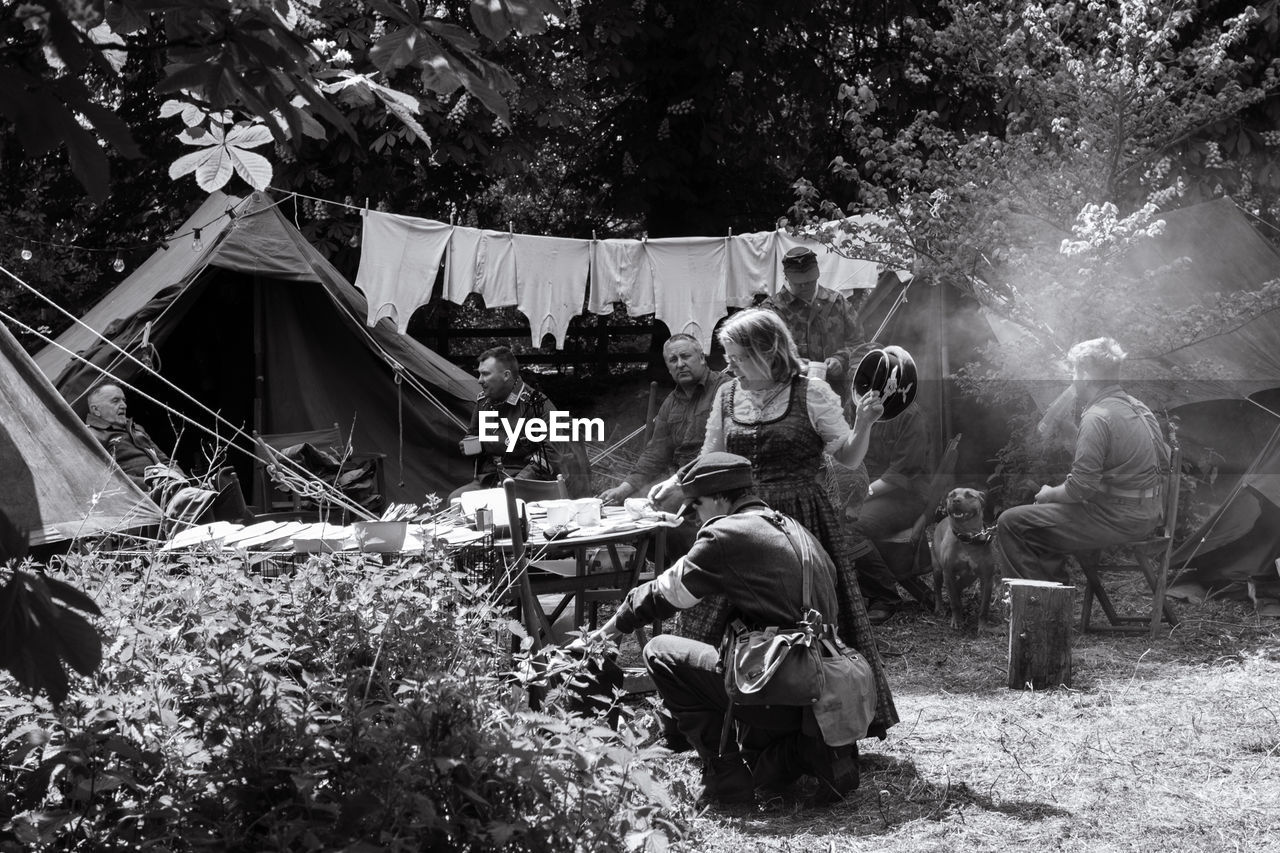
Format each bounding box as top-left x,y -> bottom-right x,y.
878,433 -> 963,607
1078,436 -> 1183,638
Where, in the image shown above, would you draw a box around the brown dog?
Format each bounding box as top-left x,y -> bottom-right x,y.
931,487 -> 998,630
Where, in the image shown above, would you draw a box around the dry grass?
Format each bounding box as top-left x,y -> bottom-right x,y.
655,583 -> 1280,853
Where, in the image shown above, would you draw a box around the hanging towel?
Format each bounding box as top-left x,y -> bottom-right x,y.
354,211 -> 452,333
726,230 -> 778,307
511,233 -> 592,348
444,225 -> 483,304
774,231 -> 881,297
589,239 -> 656,316
646,237 -> 728,352
446,227 -> 519,308
475,229 -> 519,309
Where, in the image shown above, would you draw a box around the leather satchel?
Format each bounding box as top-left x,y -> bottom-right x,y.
721,515 -> 828,707
723,611 -> 825,706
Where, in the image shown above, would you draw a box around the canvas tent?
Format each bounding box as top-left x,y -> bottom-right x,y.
36,192 -> 476,503
0,320 -> 161,551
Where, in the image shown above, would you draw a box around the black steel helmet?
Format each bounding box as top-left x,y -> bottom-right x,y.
853,345 -> 918,420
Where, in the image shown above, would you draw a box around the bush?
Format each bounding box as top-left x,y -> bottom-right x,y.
0,553 -> 693,852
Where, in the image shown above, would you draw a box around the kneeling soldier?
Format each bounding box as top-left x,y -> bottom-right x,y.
585,452 -> 894,806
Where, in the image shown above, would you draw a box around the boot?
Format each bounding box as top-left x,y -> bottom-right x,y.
698,755 -> 755,806
656,707 -> 692,753
743,734 -> 805,796
798,738 -> 860,805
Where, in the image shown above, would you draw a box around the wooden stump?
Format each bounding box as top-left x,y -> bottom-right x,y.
1006,579 -> 1074,690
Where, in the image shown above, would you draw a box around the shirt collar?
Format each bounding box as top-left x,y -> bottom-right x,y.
502,378 -> 526,406
1081,383 -> 1125,411
776,285 -> 836,308
86,413 -> 124,431
675,369 -> 721,398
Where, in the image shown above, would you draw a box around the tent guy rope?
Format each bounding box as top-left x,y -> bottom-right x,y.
0,267 -> 377,521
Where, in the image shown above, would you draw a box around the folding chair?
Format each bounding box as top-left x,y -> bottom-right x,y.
254,423 -> 385,518
1078,436 -> 1183,638
877,433 -> 963,607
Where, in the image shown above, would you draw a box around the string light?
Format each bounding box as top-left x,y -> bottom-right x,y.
112,253 -> 126,273
19,241 -> 32,262
191,228 -> 203,252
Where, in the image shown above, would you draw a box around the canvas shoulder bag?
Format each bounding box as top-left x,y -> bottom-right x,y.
721,515 -> 826,707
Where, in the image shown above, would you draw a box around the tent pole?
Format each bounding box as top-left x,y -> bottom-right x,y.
939,278 -> 952,449
253,276 -> 265,505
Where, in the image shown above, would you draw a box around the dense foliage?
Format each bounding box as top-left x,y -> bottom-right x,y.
0,554 -> 690,851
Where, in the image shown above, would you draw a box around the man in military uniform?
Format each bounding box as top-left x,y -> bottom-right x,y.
586,452 -> 896,806
450,346 -> 563,500
762,246 -> 866,402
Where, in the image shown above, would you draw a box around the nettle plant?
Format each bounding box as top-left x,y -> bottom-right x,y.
0,554 -> 690,852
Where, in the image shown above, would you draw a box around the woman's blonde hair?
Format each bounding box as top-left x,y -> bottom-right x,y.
717,308 -> 803,383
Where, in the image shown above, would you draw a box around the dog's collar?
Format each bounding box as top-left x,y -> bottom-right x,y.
954,525 -> 996,545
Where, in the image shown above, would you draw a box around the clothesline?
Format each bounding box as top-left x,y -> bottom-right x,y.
345,202 -> 898,352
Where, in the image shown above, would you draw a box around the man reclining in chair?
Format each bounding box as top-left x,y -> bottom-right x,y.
85,383 -> 253,524
994,337 -> 1169,582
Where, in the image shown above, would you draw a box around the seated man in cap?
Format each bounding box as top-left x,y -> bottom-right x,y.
584,452 -> 896,806
762,246 -> 866,403
994,337 -> 1169,583
86,383 -> 253,523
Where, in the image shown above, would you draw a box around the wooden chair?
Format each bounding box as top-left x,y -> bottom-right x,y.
1078,436 -> 1183,638
501,476 -> 652,650
643,380 -> 660,445
501,475 -> 570,652
878,433 -> 963,607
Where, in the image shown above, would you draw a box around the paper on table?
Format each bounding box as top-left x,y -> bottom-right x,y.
438,526 -> 488,545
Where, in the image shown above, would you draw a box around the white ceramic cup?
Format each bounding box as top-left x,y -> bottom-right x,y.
807,361 -> 827,382
545,499 -> 576,527
575,498 -> 603,527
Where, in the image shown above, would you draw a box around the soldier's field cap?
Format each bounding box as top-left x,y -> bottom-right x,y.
781,246 -> 820,274
676,452 -> 754,500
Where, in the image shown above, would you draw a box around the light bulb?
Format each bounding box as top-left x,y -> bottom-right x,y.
112,254 -> 126,273
20,246 -> 32,261
191,228 -> 203,252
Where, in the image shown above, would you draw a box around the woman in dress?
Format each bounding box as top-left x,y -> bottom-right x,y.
650,307 -> 898,738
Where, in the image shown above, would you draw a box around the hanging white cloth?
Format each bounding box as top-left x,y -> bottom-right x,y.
589,239 -> 655,315
726,230 -> 778,307
646,237 -> 728,352
512,234 -> 591,348
353,211 -> 451,333
446,226 -> 519,308
444,225 -> 482,304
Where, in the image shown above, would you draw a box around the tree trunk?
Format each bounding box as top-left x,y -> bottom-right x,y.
1006,579 -> 1074,690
